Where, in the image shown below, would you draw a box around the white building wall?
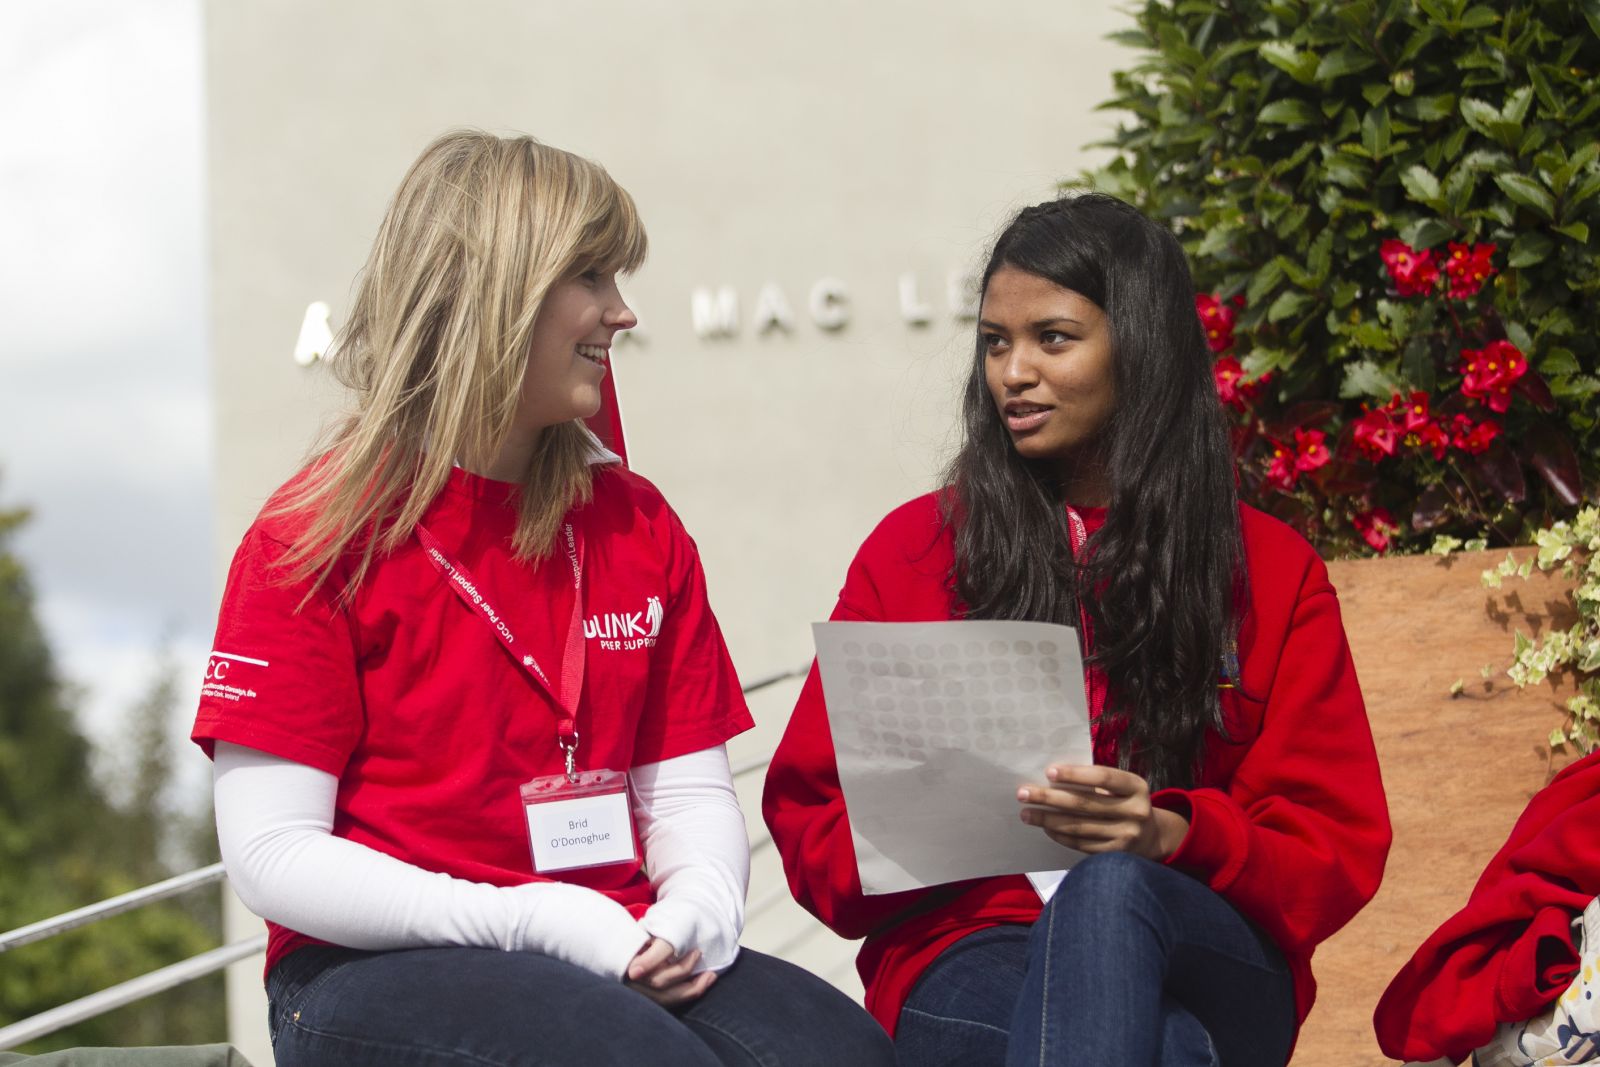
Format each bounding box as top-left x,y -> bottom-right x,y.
205,3 -> 1130,1060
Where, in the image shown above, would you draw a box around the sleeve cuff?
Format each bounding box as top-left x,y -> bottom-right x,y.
640,898 -> 738,973
1151,787 -> 1249,892
1495,905 -> 1581,1023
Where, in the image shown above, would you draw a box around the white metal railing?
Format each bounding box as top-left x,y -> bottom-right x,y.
0,864 -> 228,954
0,664 -> 808,1051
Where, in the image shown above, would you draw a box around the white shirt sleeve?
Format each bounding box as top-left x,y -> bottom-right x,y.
212,741 -> 650,981
631,745 -> 750,973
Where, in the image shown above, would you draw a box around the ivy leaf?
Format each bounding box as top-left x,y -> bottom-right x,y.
1259,99 -> 1320,125
1494,173 -> 1556,219
1508,232 -> 1556,267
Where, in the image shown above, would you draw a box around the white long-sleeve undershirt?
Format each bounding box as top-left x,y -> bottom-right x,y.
212,741 -> 748,982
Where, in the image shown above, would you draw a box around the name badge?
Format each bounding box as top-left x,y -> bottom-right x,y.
521,769 -> 638,873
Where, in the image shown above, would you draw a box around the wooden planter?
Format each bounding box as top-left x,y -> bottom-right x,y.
1290,548 -> 1581,1066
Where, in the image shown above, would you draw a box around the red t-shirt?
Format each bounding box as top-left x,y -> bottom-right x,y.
192,463 -> 754,973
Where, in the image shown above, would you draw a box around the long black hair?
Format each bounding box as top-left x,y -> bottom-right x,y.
943,193 -> 1243,791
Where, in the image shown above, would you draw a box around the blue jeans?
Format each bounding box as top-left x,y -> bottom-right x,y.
266,944 -> 896,1067
895,853 -> 1296,1067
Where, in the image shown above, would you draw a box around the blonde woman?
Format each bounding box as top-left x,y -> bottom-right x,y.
192,131 -> 894,1067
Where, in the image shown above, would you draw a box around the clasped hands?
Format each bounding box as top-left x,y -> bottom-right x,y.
626,937 -> 714,1006
1017,764 -> 1189,861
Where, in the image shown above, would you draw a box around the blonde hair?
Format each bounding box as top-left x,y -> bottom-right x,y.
270,129 -> 647,598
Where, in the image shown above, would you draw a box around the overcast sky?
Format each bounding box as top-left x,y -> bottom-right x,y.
0,0 -> 211,788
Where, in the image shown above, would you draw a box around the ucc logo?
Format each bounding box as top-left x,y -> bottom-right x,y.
584,596 -> 664,647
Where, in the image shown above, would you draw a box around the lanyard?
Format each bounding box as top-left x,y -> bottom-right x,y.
1064,506 -> 1106,726
415,521 -> 588,780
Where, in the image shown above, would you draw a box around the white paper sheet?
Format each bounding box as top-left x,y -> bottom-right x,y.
813,620 -> 1092,895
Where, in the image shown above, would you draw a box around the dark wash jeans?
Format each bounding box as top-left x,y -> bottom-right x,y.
266,944 -> 896,1067
895,853 -> 1296,1067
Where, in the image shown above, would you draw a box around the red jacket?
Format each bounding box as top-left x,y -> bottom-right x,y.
762,493 -> 1391,1040
1374,750 -> 1600,1063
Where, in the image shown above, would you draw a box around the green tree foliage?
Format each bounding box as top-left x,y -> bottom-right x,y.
0,485 -> 223,1051
1087,0 -> 1600,554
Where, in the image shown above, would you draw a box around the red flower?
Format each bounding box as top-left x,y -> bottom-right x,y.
1380,239 -> 1440,297
1448,413 -> 1501,455
1213,356 -> 1265,411
1293,427 -> 1330,472
1444,242 -> 1497,300
1351,407 -> 1399,461
1352,507 -> 1400,554
1413,421 -> 1449,460
1196,293 -> 1238,353
1264,439 -> 1298,490
1459,340 -> 1528,413
1394,391 -> 1432,433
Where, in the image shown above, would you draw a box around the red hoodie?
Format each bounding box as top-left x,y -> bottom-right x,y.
1374,750 -> 1600,1063
762,493 -> 1391,1042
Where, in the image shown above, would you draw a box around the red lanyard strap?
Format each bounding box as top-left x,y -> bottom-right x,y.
415,522 -> 587,778
1064,506 -> 1106,725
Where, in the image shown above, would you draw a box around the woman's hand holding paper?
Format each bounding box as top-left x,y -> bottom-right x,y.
1017,764 -> 1189,861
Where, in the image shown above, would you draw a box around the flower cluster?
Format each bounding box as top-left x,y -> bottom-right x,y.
1201,235 -> 1550,558
1380,239 -> 1498,299
1353,507 -> 1400,553
1380,239 -> 1439,297
1212,355 -> 1266,411
1263,428 -> 1330,491
1195,293 -> 1239,353
1200,293 -> 1270,415
1350,390 -> 1506,464
1459,340 -> 1528,413
1445,242 -> 1497,300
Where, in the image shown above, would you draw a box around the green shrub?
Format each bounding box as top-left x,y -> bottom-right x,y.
1086,0 -> 1600,555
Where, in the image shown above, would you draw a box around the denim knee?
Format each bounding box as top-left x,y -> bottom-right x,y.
1053,852 -> 1166,905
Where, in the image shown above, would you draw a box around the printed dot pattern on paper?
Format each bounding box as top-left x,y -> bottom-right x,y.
837,637 -> 1080,764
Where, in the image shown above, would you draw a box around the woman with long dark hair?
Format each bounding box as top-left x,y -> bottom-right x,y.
763,193 -> 1392,1066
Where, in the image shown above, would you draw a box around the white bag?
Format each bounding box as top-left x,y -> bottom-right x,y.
1473,896 -> 1600,1067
